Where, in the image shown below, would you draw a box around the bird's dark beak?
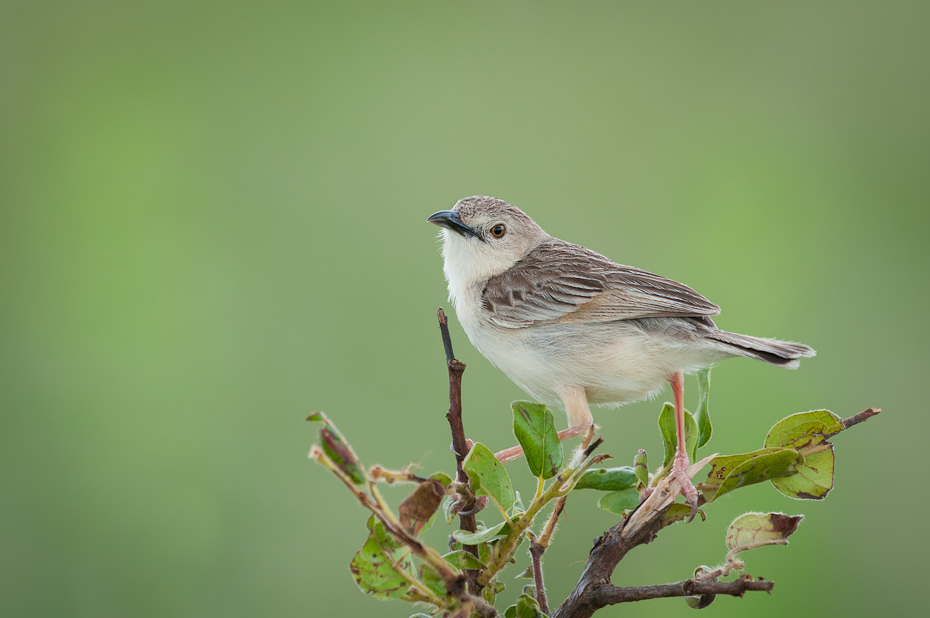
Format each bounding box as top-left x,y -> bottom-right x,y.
427,210 -> 483,241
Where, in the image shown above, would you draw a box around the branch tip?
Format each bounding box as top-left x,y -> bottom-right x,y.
842,407 -> 881,431
437,307 -> 457,365
583,437 -> 605,458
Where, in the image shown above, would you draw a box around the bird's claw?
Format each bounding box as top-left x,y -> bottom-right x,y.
670,451 -> 700,523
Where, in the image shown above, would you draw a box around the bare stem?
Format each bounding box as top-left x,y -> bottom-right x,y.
590,576 -> 774,606
437,308 -> 480,592
539,497 -> 566,548
528,534 -> 550,614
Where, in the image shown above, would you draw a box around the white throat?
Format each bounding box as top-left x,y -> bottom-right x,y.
440,229 -> 514,313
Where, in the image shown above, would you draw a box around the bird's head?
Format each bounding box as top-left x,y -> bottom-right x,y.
428,196 -> 549,287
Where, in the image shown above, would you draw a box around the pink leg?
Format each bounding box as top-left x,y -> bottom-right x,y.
668,371 -> 699,521
494,443 -> 527,463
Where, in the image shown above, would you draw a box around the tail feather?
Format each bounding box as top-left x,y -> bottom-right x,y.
708,330 -> 816,369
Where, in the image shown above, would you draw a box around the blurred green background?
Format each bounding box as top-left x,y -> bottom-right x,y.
2,1 -> 927,617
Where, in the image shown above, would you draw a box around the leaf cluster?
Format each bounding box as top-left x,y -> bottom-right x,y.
308,370 -> 877,617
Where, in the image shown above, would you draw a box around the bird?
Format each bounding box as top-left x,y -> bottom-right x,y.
428,196 -> 815,516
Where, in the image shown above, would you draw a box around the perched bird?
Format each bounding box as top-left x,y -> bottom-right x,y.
428,196 -> 815,516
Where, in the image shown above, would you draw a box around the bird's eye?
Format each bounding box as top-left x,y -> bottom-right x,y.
490,224 -> 506,238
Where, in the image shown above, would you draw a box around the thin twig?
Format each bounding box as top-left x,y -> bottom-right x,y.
538,428 -> 597,547
539,498 -> 566,548
437,308 -> 480,592
528,534 -> 550,614
590,576 -> 774,606
312,447 -> 468,606
840,407 -> 882,432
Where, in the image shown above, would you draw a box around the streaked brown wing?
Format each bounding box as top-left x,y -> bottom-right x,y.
481,239 -> 720,328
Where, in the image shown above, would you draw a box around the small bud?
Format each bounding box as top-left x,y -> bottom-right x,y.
368,465 -> 387,482
634,449 -> 649,486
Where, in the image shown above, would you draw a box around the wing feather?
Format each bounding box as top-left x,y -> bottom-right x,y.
481,239 -> 720,328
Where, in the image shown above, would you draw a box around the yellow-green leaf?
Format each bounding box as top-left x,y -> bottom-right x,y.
764,410 -> 842,500
350,516 -> 415,600
770,447 -> 835,499
726,512 -> 804,555
701,447 -> 802,502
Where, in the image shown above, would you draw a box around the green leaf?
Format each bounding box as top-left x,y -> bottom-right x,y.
701,447 -> 802,502
464,442 -> 516,513
441,495 -> 458,525
695,368 -> 713,448
442,549 -> 485,570
596,487 -> 640,515
515,565 -> 535,579
310,412 -> 366,485
764,410 -> 844,449
483,581 -> 506,606
770,448 -> 834,500
512,401 -> 563,480
661,503 -> 706,529
633,449 -> 649,486
726,512 -> 804,555
659,403 -> 698,471
417,563 -> 445,597
451,520 -> 509,545
448,538 -> 493,564
515,593 -> 544,617
319,426 -> 366,485
477,539 -> 493,564
429,472 -> 453,487
685,565 -> 717,609
349,516 -> 415,600
764,410 -> 843,500
505,593 -> 545,618
574,466 -> 637,491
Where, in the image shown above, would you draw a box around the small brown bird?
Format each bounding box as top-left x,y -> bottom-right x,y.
429,196 -> 815,516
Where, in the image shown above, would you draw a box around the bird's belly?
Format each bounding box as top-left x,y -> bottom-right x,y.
465,320 -> 713,409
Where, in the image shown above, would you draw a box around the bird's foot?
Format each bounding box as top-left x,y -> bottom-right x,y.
669,451 -> 700,523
